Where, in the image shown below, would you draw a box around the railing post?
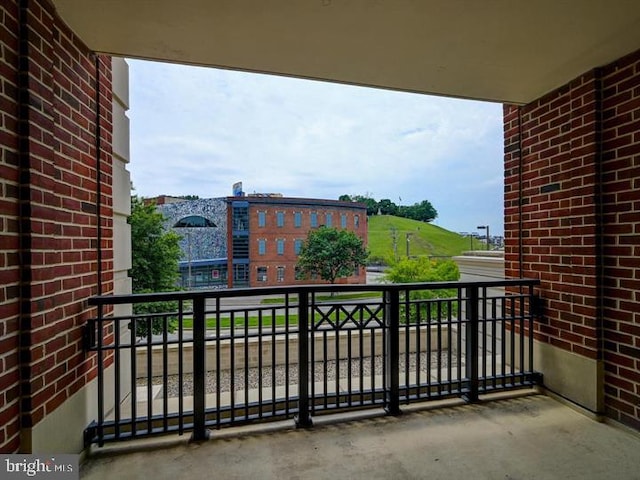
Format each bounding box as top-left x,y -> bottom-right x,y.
384,289 -> 401,416
96,304 -> 104,446
191,296 -> 210,442
463,286 -> 479,403
295,291 -> 313,427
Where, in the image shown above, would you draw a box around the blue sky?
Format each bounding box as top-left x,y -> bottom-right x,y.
128,59 -> 505,235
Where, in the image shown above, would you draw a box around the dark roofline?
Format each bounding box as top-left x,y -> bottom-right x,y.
225,196 -> 367,211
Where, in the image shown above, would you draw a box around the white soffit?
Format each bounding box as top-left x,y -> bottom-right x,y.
51,0 -> 640,104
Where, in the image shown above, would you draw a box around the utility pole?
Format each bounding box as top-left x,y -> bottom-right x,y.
391,227 -> 398,261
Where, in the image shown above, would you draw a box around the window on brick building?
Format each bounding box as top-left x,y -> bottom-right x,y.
326,212 -> 333,227
276,266 -> 285,282
341,214 -> 347,228
258,211 -> 266,227
276,211 -> 285,227
258,239 -> 266,255
257,267 -> 267,282
354,215 -> 360,228
294,239 -> 303,255
310,212 -> 318,228
277,238 -> 285,255
294,212 -> 302,228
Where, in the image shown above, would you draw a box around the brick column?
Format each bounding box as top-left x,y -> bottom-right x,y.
504,72 -> 603,412
0,0 -> 114,452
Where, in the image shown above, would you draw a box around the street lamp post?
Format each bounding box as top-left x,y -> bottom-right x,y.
173,215 -> 216,289
477,225 -> 490,251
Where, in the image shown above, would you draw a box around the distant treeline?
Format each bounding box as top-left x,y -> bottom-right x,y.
339,194 -> 437,223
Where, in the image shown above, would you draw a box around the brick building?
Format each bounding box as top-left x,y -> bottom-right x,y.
227,195 -> 368,287
155,195 -> 368,289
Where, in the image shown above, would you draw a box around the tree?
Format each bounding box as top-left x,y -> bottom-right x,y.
130,196 -> 182,336
352,195 -> 379,216
297,226 -> 369,285
378,198 -> 398,216
344,194 -> 438,220
130,196 -> 182,291
399,200 -> 438,223
413,199 -> 437,222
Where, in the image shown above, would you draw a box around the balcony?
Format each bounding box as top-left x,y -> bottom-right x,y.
83,279 -> 541,446
79,279 -> 640,478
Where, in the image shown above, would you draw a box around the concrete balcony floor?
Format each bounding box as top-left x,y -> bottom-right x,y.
81,392 -> 640,480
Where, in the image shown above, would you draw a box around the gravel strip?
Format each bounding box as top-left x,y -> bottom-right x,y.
138,352 -> 458,397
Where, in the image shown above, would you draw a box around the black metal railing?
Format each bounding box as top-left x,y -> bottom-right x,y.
83,279 -> 541,446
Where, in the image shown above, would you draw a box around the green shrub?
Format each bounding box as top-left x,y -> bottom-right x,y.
385,258 -> 460,323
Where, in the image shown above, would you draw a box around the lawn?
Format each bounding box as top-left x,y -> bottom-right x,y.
367,215 -> 484,261
260,292 -> 379,305
180,309 -> 350,330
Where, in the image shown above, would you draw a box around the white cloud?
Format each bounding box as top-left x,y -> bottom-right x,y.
128,59 -> 505,234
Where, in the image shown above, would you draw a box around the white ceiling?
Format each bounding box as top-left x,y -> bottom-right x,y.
52,0 -> 640,104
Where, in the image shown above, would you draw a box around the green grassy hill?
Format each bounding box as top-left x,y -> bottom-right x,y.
367,215 -> 482,262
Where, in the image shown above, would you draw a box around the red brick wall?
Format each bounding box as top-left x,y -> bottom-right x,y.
247,203 -> 367,287
0,0 -> 113,452
226,198 -> 367,288
504,74 -> 601,359
505,49 -> 640,430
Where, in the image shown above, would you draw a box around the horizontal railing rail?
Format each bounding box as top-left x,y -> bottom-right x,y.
84,279 -> 541,447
